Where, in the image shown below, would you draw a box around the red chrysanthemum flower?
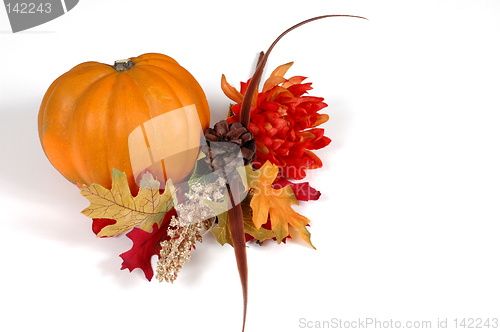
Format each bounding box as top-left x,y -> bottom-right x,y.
222,62 -> 331,179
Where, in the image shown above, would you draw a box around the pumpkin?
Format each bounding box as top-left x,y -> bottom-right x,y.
38,53 -> 210,192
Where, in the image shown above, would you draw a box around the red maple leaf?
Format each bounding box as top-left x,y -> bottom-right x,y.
272,178 -> 321,201
91,219 -> 116,237
119,209 -> 177,281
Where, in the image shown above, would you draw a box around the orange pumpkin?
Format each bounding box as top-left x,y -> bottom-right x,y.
38,53 -> 210,192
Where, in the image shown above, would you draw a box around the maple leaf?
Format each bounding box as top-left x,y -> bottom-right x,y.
240,194 -> 276,243
209,194 -> 275,246
248,161 -> 316,249
272,178 -> 321,201
91,218 -> 116,237
201,176 -> 274,246
79,169 -> 173,237
203,192 -> 235,246
243,212 -> 292,244
119,209 -> 177,281
211,211 -> 233,246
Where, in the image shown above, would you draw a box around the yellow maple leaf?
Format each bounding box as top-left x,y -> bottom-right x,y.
79,169 -> 173,237
248,161 -> 315,249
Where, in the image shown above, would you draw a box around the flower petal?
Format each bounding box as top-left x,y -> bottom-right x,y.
288,82 -> 313,97
221,74 -> 244,103
267,85 -> 294,102
283,76 -> 307,88
256,141 -> 270,154
297,131 -> 316,143
312,113 -> 329,127
270,62 -> 294,78
303,150 -> 323,169
263,76 -> 286,92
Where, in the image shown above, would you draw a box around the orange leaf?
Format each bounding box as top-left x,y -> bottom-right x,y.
248,161 -> 315,248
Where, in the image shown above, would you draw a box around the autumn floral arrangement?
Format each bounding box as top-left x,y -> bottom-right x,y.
37,15 -> 365,331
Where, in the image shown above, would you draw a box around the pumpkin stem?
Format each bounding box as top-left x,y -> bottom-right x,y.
239,14 -> 368,129
113,59 -> 134,71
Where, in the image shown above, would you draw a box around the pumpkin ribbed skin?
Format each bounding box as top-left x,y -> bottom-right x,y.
38,53 -> 210,191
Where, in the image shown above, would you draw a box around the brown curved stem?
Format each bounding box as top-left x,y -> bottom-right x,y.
239,14 -> 367,129
227,184 -> 247,332
228,15 -> 367,331
256,51 -> 265,70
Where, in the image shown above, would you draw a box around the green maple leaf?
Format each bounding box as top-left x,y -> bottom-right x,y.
79,169 -> 173,237
207,193 -> 274,246
211,211 -> 233,246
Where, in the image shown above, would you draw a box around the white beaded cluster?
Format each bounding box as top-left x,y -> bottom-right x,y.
176,177 -> 227,226
155,216 -> 204,283
155,178 -> 226,283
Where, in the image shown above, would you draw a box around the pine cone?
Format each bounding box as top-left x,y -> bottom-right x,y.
202,120 -> 256,173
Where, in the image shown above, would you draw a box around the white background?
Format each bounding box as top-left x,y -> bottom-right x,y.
1,1 -> 499,331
